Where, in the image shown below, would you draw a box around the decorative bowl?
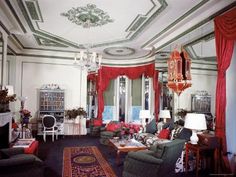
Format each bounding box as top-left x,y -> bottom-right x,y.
119,142 -> 126,147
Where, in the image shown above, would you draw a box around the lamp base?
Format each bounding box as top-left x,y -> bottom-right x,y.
190,129 -> 199,144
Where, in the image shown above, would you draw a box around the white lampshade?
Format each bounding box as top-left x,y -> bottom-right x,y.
159,110 -> 171,119
184,113 -> 207,144
18,96 -> 28,102
139,110 -> 151,119
5,85 -> 14,96
184,113 -> 207,130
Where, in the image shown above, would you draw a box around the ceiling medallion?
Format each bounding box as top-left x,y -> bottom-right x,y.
61,4 -> 114,28
104,47 -> 136,57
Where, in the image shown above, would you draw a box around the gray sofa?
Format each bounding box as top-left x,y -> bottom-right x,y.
0,148 -> 44,177
123,139 -> 185,177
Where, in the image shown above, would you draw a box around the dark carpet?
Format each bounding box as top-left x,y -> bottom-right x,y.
37,135 -> 213,177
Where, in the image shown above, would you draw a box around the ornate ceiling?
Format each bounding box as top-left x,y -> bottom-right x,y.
0,0 -> 235,66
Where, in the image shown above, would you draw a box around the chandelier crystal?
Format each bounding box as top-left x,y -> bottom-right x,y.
74,45 -> 102,72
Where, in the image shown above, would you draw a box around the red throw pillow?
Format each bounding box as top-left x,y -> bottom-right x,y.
158,129 -> 170,139
106,123 -> 120,131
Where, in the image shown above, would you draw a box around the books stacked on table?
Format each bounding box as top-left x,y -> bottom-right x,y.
13,138 -> 35,148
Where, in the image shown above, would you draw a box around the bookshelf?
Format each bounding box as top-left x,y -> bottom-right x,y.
37,86 -> 65,135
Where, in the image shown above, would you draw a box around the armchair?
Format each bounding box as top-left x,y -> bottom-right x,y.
99,121 -> 121,145
0,148 -> 44,177
123,139 -> 185,177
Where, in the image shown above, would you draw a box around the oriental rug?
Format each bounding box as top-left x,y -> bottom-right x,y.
63,146 -> 117,177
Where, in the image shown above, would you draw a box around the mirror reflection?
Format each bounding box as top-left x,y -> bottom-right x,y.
0,32 -> 3,87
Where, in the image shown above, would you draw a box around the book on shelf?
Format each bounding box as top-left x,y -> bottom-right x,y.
13,138 -> 35,148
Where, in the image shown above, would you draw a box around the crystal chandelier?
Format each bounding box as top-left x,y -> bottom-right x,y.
73,18 -> 102,72
74,45 -> 102,72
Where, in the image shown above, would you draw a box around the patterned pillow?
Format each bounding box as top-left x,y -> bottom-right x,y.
170,126 -> 183,140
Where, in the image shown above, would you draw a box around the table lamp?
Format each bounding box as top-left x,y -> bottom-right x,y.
139,110 -> 151,128
159,110 -> 171,123
184,113 -> 207,144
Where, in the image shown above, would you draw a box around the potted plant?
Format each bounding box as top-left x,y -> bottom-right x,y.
0,89 -> 16,113
65,107 -> 87,120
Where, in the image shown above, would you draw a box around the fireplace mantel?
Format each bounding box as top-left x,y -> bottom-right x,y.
0,112 -> 12,145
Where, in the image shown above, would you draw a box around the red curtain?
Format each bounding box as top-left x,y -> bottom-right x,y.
96,63 -> 158,124
214,7 -> 236,172
153,70 -> 160,121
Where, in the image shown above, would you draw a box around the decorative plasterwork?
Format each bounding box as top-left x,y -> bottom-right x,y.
14,0 -> 167,49
104,47 -> 135,57
33,34 -> 68,47
61,4 -> 114,28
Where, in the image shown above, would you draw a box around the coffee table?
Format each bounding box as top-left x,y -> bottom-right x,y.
109,138 -> 147,165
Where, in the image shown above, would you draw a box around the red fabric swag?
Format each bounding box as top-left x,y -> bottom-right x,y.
96,63 -> 158,121
214,7 -> 236,172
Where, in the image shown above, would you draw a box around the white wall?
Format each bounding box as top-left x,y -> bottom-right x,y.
13,56 -> 87,119
226,44 -> 236,171
175,69 -> 217,116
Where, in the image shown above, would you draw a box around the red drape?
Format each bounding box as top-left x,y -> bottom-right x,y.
87,73 -> 97,83
214,7 -> 236,172
153,70 -> 160,121
96,63 -> 158,124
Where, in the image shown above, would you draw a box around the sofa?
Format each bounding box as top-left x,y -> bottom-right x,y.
123,139 -> 186,177
0,148 -> 44,177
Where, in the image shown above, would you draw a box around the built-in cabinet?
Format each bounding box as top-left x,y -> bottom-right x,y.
37,87 -> 65,135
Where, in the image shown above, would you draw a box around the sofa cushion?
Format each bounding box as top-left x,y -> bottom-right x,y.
146,119 -> 157,134
176,128 -> 192,141
158,129 -> 170,139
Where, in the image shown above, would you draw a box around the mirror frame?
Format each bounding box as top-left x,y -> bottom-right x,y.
0,31 -> 3,87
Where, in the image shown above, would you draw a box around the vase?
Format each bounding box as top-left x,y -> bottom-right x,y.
23,117 -> 29,124
0,103 -> 10,113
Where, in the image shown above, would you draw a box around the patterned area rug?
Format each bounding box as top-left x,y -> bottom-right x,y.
63,146 -> 117,177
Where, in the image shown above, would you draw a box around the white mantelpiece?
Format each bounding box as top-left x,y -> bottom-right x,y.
0,112 -> 12,142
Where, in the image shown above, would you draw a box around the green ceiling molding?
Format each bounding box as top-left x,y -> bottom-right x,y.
126,16 -> 147,32
34,34 -> 68,47
25,0 -> 42,21
154,2 -> 236,52
61,4 -> 114,28
16,0 -> 80,49
5,0 -> 27,33
142,0 -> 209,48
12,0 -> 204,51
14,0 -> 168,49
184,32 -> 216,60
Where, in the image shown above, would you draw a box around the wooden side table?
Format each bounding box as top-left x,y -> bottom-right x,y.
185,142 -> 219,177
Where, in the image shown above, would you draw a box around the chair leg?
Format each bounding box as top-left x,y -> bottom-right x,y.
56,132 -> 58,140
43,132 -> 46,142
52,132 -> 54,142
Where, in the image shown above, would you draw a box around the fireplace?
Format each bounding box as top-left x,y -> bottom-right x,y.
0,112 -> 12,148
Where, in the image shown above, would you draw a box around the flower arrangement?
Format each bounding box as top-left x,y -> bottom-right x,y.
0,89 -> 16,113
20,109 -> 32,118
19,109 -> 32,125
120,122 -> 141,139
65,107 -> 87,120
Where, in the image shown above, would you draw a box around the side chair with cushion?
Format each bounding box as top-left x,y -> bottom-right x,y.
42,115 -> 58,142
123,139 -> 185,177
0,148 -> 44,177
99,121 -> 121,145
